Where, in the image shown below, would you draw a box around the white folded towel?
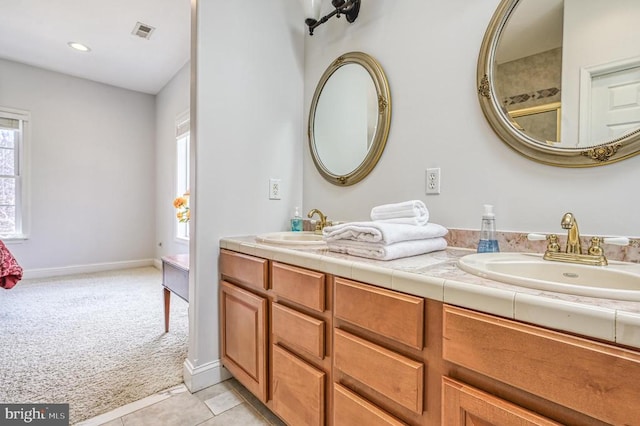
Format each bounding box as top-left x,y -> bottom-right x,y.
327,237 -> 448,261
370,200 -> 429,226
323,221 -> 448,245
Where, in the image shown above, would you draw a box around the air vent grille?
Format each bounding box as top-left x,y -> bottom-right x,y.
132,22 -> 155,40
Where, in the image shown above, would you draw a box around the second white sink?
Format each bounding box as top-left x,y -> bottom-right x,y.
256,231 -> 326,247
458,252 -> 640,301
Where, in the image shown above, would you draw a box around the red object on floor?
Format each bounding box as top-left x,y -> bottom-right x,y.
0,240 -> 22,289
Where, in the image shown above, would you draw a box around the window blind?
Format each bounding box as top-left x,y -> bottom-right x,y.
0,117 -> 19,131
176,110 -> 190,138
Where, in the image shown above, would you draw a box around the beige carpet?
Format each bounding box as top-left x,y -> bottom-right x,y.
0,266 -> 188,424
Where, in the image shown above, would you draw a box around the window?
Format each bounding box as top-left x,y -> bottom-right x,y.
0,107 -> 29,239
175,110 -> 190,240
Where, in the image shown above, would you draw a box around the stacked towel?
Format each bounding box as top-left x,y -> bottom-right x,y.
323,222 -> 448,245
326,238 -> 447,260
370,200 -> 429,226
323,214 -> 449,261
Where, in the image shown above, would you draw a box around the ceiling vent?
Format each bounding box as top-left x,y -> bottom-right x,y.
132,22 -> 155,40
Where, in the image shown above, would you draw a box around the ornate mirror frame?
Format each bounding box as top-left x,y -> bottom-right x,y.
478,0 -> 640,167
309,51 -> 392,185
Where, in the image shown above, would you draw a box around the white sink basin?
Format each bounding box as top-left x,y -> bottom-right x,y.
256,231 -> 326,247
458,252 -> 640,301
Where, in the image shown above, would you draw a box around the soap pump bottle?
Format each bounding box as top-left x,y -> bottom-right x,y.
477,204 -> 500,253
291,206 -> 303,232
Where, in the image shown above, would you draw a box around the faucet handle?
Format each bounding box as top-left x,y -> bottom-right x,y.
528,233 -> 560,253
527,233 -> 547,241
587,237 -> 604,256
602,237 -> 630,246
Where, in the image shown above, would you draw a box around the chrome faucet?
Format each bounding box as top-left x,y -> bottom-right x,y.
561,212 -> 582,254
307,208 -> 328,234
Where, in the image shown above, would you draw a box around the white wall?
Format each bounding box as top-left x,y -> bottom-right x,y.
302,0 -> 640,238
0,59 -> 157,275
155,61 -> 190,259
185,0 -> 304,390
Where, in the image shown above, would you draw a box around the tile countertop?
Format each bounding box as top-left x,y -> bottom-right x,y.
220,235 -> 640,351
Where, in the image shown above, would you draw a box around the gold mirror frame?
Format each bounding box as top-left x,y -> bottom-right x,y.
478,0 -> 640,167
309,51 -> 391,185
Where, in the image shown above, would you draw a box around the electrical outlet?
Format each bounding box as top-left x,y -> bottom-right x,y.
269,178 -> 281,200
425,168 -> 441,195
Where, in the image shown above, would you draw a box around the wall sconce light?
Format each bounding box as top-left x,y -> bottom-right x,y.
304,0 -> 361,36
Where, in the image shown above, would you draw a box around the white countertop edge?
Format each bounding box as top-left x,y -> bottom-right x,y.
514,292 -> 616,342
615,310 -> 640,348
392,270 -> 445,302
443,279 -> 516,319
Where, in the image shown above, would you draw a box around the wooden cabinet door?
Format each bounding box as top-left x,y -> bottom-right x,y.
442,377 -> 562,426
272,345 -> 325,426
219,280 -> 268,402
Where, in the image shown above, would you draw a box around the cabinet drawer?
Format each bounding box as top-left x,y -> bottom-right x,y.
334,328 -> 424,414
442,377 -> 561,426
334,383 -> 408,426
443,305 -> 640,426
272,345 -> 325,426
271,262 -> 325,312
272,302 -> 325,359
334,278 -> 424,349
219,249 -> 268,290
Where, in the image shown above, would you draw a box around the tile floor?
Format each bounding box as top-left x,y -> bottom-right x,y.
77,379 -> 286,426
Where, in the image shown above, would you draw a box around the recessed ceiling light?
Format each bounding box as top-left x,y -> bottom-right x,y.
68,42 -> 91,52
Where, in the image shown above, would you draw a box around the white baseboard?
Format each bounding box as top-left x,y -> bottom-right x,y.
23,259 -> 158,279
183,358 -> 231,393
153,258 -> 163,269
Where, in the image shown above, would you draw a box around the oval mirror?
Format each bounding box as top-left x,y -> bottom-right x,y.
478,0 -> 640,167
309,51 -> 391,185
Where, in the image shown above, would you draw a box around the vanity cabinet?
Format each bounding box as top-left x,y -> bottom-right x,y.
442,305 -> 640,425
219,245 -> 640,426
219,250 -> 269,402
270,262 -> 331,426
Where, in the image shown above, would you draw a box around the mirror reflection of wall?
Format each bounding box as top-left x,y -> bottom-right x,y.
509,102 -> 561,144
314,64 -> 374,175
496,48 -> 562,143
493,0 -> 640,149
563,0 -> 640,147
494,0 -> 563,145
